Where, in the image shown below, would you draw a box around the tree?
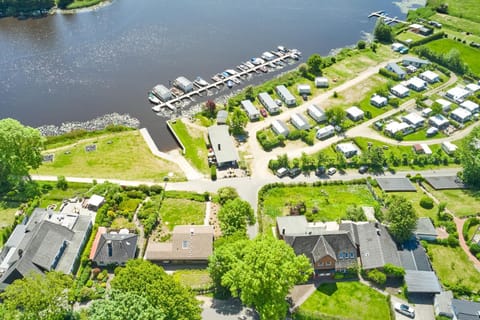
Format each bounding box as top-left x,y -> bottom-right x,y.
362,146 -> 385,170
111,260 -> 201,320
228,107 -> 248,135
58,0 -> 74,9
385,195 -> 418,243
88,291 -> 165,320
298,63 -> 309,77
217,198 -> 255,236
374,19 -> 394,43
204,100 -> 216,117
431,101 -> 443,116
57,175 -> 68,190
459,127 -> 480,188
325,106 -> 346,126
357,40 -> 367,50
1,271 -> 73,320
217,186 -> 239,205
307,54 -> 323,75
345,205 -> 366,221
244,85 -> 255,101
0,118 -> 43,190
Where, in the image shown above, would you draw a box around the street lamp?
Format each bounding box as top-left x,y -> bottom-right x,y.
162,172 -> 174,200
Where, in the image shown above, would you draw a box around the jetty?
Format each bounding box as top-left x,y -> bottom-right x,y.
368,11 -> 407,25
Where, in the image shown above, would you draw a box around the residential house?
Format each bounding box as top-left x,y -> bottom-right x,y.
402,57 -> 430,68
258,92 -> 280,114
276,85 -> 296,107
434,291 -> 454,319
466,83 -> 480,94
216,110 -> 228,125
291,113 -> 310,130
271,119 -> 290,137
413,144 -> 432,155
451,108 -> 472,123
436,98 -> 453,113
429,114 -> 450,129
419,27 -> 433,36
391,84 -> 410,98
451,299 -> 480,320
89,227 -> 138,266
445,87 -> 470,103
307,104 -> 327,123
152,84 -> 172,102
406,76 -> 427,92
346,106 -> 364,121
316,125 -> 335,140
402,112 -> 425,128
174,76 -> 193,93
240,100 -> 260,121
441,141 -> 458,155
207,125 -> 239,168
370,95 -> 388,108
415,218 -> 437,241
422,108 -> 433,117
419,70 -> 440,83
145,225 -> 213,264
87,195 -> 105,211
460,100 -> 479,114
385,121 -> 413,136
336,142 -> 358,158
297,84 -> 311,95
315,77 -> 329,88
386,63 -> 406,79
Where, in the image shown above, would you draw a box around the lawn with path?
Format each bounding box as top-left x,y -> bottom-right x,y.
423,184 -> 480,217
387,185 -> 438,223
427,0 -> 480,24
160,198 -> 206,230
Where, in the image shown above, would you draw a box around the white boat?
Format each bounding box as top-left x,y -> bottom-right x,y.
227,80 -> 234,88
278,45 -> 287,52
194,76 -> 209,87
244,61 -> 255,69
225,69 -> 238,75
232,77 -> 241,84
148,92 -> 161,104
152,105 -> 161,112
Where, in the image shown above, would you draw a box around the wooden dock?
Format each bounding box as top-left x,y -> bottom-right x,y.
368,10 -> 408,25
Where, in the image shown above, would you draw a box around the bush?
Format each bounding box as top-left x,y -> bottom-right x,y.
56,176 -> 68,191
420,197 -> 434,209
211,166 -> 217,181
384,263 -> 405,277
366,269 -> 387,285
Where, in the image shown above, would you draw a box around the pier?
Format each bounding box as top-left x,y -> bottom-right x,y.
151,50 -> 300,112
368,10 -> 408,25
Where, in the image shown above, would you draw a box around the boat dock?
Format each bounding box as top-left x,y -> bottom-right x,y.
150,48 -> 300,112
368,10 -> 407,25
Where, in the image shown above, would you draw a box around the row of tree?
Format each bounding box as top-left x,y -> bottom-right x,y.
0,0 -> 54,15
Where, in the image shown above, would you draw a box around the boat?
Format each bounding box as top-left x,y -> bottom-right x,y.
225,69 -> 238,75
152,105 -> 161,112
244,61 -> 255,69
194,76 -> 209,87
232,77 -> 241,84
211,74 -> 222,82
227,80 -> 234,88
275,60 -> 285,67
250,57 -> 264,65
222,71 -> 230,78
148,92 -> 161,104
291,48 -> 302,56
259,66 -> 268,73
278,45 -> 287,53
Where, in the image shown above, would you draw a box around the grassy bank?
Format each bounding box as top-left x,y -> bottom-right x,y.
64,0 -> 106,10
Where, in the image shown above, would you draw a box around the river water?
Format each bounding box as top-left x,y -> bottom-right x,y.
0,0 -> 412,150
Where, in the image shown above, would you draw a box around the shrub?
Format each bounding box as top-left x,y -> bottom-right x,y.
384,264 -> 405,277
56,176 -> 68,191
420,197 -> 434,209
366,269 -> 387,285
211,166 -> 217,181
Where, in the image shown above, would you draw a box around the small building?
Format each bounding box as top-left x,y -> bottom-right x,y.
336,142 -> 358,158
441,141 -> 458,155
434,291 -> 453,319
291,113 -> 310,130
415,217 -> 437,241
297,84 -> 311,95
419,70 -> 440,83
385,121 -> 413,136
271,119 -> 290,137
370,94 -> 388,107
207,125 -> 239,168
315,77 -> 329,88
422,108 -> 433,117
87,195 -> 105,211
391,84 -> 410,98
307,104 -> 327,123
420,143 -> 432,155
174,76 -> 193,93
152,84 -> 172,102
436,98 -> 453,113
426,127 -> 438,136
419,26 -> 433,36
240,100 -> 260,121
405,270 -> 442,294
466,83 -> 480,93
452,299 -> 480,320
316,125 -> 335,140
258,92 -> 280,114
429,114 -> 450,129
402,112 -> 425,128
445,87 -> 470,103
402,56 -> 430,68
451,107 -> 472,123
391,43 -> 405,52
407,76 -> 427,92
413,144 -> 424,154
216,110 -> 228,124
406,65 -> 417,73
386,63 -> 406,79
89,228 -> 138,266
460,100 -> 479,114
409,23 -> 423,32
275,85 -> 296,107
346,106 -> 364,121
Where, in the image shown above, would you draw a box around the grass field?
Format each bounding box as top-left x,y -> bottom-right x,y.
38,181 -> 92,208
427,243 -> 480,294
388,185 -> 438,223
172,269 -> 212,290
396,31 -> 425,42
427,0 -> 480,24
64,0 -> 104,10
34,131 -> 184,182
402,127 -> 447,141
296,282 -> 391,320
160,198 -> 205,230
0,204 -> 19,229
262,184 -> 377,221
169,119 -> 209,174
432,13 -> 480,37
424,185 -> 480,217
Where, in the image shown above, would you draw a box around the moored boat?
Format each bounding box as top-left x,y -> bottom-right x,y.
148,92 -> 161,104
194,76 -> 209,86
227,80 -> 234,88
232,77 -> 241,84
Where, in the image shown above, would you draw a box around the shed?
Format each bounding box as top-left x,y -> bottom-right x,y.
420,143 -> 433,155
466,83 -> 480,93
346,106 -> 364,121
419,70 -> 440,83
216,110 -> 228,124
307,104 -> 327,123
460,100 -> 479,114
386,63 -> 406,79
407,76 -> 427,91
435,98 -> 453,112
434,291 -> 453,318
315,77 -> 329,88
174,76 -> 193,93
385,121 -> 412,136
376,177 -> 416,192
336,142 -> 358,158
422,108 -> 432,117
316,125 -> 335,140
240,100 -> 260,121
391,84 -> 409,98
271,119 -> 289,137
297,84 -> 311,95
429,114 -> 449,129
452,299 -> 480,320
441,141 -> 458,155
405,270 -> 442,294
291,113 -> 310,130
152,84 -> 172,102
258,92 -> 280,114
445,87 -> 470,103
207,125 -> 239,168
370,95 -> 388,107
415,217 -> 437,241
276,85 -> 296,107
391,43 -> 404,52
402,112 -> 425,128
87,195 -> 105,211
451,108 -> 472,123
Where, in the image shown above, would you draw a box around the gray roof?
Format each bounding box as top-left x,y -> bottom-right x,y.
277,215 -> 308,236
424,175 -> 466,190
434,291 -> 453,317
386,63 -> 406,76
376,177 -> 416,192
405,270 -> 441,293
92,233 -> 138,265
217,110 -> 228,124
207,125 -> 239,165
415,218 -> 437,237
452,299 -> 480,320
403,57 -> 430,65
398,240 -> 432,271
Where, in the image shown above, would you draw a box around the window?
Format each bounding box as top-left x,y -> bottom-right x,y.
319,262 -> 324,266
350,252 -> 355,258
326,261 -> 331,266
182,240 -> 189,249
339,252 -> 343,259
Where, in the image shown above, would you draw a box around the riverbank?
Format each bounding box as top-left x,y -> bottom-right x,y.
56,0 -> 113,14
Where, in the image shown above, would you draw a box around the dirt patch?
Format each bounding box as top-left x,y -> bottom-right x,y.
436,226 -> 449,239
208,202 -> 222,238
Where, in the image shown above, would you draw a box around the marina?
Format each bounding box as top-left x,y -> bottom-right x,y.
148,46 -> 301,113
368,10 -> 408,25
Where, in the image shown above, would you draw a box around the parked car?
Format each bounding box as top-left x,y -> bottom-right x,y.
275,99 -> 282,106
327,167 -> 337,176
358,165 -> 368,174
301,94 -> 308,101
288,167 -> 301,178
276,167 -> 289,178
394,303 -> 415,318
315,166 -> 326,176
260,108 -> 268,117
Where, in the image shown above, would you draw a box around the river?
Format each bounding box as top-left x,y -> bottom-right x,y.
0,0 -> 418,150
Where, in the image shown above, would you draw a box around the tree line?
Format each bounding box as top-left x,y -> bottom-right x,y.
0,0 -> 54,16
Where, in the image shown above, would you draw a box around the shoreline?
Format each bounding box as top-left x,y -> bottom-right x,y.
55,0 -> 113,15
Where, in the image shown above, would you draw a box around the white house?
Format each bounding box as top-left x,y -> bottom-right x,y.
450,107 -> 472,123
276,85 -> 296,107
402,57 -> 430,68
466,83 -> 480,93
174,76 -> 193,93
385,121 -> 413,136
460,100 -> 479,114
402,112 -> 425,128
419,70 -> 440,83
370,95 -> 388,107
445,87 -> 470,103
407,76 -> 427,92
422,108 -> 433,117
315,77 -> 329,88
271,119 -> 289,137
421,143 -> 432,155
307,104 -> 327,123
316,125 -> 335,140
435,98 -> 453,113
346,106 -> 364,121
297,84 -> 311,95
240,100 -> 260,121
258,92 -> 280,114
291,113 -> 310,130
441,141 -> 458,155
336,142 -> 358,158
429,114 -> 450,129
391,43 -> 405,52
391,84 -> 410,98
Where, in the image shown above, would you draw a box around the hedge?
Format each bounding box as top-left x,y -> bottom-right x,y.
408,31 -> 445,48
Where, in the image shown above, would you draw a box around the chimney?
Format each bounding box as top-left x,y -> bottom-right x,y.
18,249 -> 23,258
282,228 -> 285,235
218,144 -> 221,151
107,240 -> 112,257
190,228 -> 195,236
376,229 -> 381,236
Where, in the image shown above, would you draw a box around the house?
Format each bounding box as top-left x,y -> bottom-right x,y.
216,110 -> 228,124
207,125 -> 239,168
391,84 -> 410,98
419,26 -> 433,36
402,56 -> 430,68
408,23 -> 423,33
426,127 -> 438,136
436,98 -> 453,113
419,70 -> 440,83
385,121 -> 413,136
152,84 -> 172,102
434,291 -> 454,319
89,227 -> 138,266
406,76 -> 427,91
307,104 -> 327,123
466,83 -> 480,94
315,77 -> 329,88
336,142 -> 358,158
297,84 -> 311,95
451,108 -> 472,123
291,113 -> 310,130
0,208 -> 93,290
445,87 -> 471,103
414,218 -> 437,241
429,114 -> 450,129
87,195 -> 105,211
145,225 -> 213,264
271,119 -> 290,137
316,125 -> 335,140
276,85 -> 296,107
413,144 -> 428,154
451,299 -> 480,320
402,112 -> 425,128
370,95 -> 388,107
174,76 -> 193,93
460,100 -> 479,114
258,92 -> 280,114
386,63 -> 406,79
391,43 -> 405,52
422,108 -> 432,117
240,100 -> 260,121
346,106 -> 364,121
442,141 -> 458,155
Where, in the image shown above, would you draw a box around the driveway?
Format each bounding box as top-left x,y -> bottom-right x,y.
391,295 -> 434,320
199,296 -> 258,320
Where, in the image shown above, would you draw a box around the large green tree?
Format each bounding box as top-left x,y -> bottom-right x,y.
325,106 -> 346,127
0,118 -> 43,190
385,195 -> 418,243
228,107 -> 248,135
1,271 -> 73,320
110,259 -> 201,320
307,54 -> 323,75
459,126 -> 480,188
217,198 -> 255,236
374,19 -> 394,43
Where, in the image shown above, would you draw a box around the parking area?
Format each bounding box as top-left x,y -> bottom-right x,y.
200,297 -> 258,320
391,295 -> 435,320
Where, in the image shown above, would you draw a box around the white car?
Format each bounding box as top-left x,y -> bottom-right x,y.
394,303 -> 415,318
327,167 -> 337,176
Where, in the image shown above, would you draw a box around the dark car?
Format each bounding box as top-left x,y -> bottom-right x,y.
315,166 -> 326,176
288,167 -> 301,178
301,94 -> 308,101
260,108 -> 268,117
358,165 -> 369,174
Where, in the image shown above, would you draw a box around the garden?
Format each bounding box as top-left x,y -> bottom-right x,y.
423,184 -> 480,217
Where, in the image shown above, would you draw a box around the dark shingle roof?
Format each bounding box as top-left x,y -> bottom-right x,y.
415,218 -> 437,237
405,270 -> 441,293
452,299 -> 480,320
92,233 -> 138,265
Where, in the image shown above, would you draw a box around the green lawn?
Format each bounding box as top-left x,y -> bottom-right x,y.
432,14 -> 480,37
0,203 -> 20,229
427,243 -> 480,294
38,182 -> 91,208
160,198 -> 205,230
64,0 -> 104,10
262,184 -> 377,221
402,127 -> 447,141
396,31 -> 425,42
296,282 -> 391,320
34,130 -> 185,182
169,119 -> 209,174
428,0 -> 480,24
172,269 -> 213,290
389,186 -> 438,223
424,185 -> 480,217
